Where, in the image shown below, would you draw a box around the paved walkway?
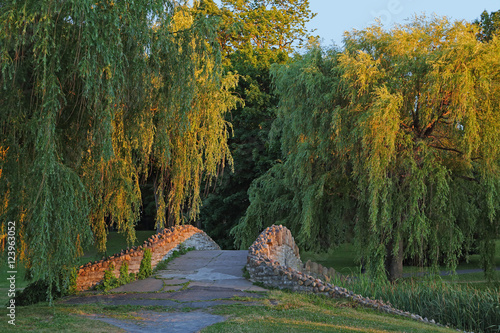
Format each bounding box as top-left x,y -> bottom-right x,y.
61,250 -> 266,332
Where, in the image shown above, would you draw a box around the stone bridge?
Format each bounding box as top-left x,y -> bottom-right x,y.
70,225 -> 437,331
75,224 -> 330,292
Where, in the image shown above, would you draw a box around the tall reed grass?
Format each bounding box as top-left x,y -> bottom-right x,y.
333,274 -> 500,332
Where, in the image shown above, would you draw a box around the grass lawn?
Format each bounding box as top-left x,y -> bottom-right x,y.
0,303 -> 122,332
203,291 -> 454,333
301,240 -> 500,295
78,230 -> 156,265
301,243 -> 360,275
0,291 -> 455,333
301,240 -> 500,276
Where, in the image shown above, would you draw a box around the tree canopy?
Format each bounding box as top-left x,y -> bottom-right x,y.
205,0 -> 315,56
234,16 -> 500,281
198,0 -> 316,248
0,0 -> 238,294
475,9 -> 500,42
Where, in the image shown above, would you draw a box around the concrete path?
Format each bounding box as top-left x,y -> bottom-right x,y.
87,310 -> 226,333
156,250 -> 264,291
61,250 -> 266,332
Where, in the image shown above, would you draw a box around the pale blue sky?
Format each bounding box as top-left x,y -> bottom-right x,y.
307,0 -> 499,46
214,1 -> 499,47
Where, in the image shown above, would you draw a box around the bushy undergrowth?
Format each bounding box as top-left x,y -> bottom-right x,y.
16,280 -> 64,306
334,275 -> 500,333
96,263 -> 120,291
96,244 -> 193,291
118,262 -> 134,285
16,267 -> 78,306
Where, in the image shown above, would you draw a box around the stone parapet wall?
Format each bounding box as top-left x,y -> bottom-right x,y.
76,225 -> 217,291
246,225 -> 444,329
302,260 -> 337,282
247,225 -> 302,271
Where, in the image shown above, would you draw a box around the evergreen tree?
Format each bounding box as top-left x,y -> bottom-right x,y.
475,9 -> 500,42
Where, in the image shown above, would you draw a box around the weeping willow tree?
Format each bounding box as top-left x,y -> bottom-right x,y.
0,0 -> 238,295
231,47 -> 354,251
234,16 -> 500,281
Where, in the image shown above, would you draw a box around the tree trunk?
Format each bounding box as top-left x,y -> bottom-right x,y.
385,238 -> 403,282
153,174 -> 164,234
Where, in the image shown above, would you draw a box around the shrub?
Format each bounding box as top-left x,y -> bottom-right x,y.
97,263 -> 119,291
138,249 -> 152,280
67,267 -> 78,295
16,280 -> 63,306
118,262 -> 133,285
16,266 -> 78,305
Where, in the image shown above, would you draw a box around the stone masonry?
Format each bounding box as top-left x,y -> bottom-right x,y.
76,225 -> 218,291
247,225 -> 449,329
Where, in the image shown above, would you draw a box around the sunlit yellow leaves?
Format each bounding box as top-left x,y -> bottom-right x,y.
172,6 -> 193,31
363,86 -> 402,175
339,51 -> 385,97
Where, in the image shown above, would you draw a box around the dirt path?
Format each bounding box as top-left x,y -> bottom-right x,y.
61,250 -> 266,333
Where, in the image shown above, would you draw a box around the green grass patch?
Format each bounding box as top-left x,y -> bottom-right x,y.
79,230 -> 157,265
301,240 -> 500,279
0,303 -> 122,333
203,290 -> 455,333
0,303 -> 188,332
301,241 -> 500,332
301,243 -> 359,275
0,291 -> 457,333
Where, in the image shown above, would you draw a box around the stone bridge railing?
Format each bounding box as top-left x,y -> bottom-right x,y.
76,225 -> 219,291
246,225 -> 441,327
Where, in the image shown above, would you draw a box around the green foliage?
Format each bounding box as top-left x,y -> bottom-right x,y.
97,263 -> 119,292
138,249 -> 152,280
16,265 -> 77,305
118,262 -> 134,285
235,16 -> 500,281
0,0 -> 239,297
199,0 -> 316,248
96,261 -> 137,292
475,10 -> 500,42
335,275 -> 500,333
67,267 -> 78,296
339,16 -> 500,280
202,0 -> 316,57
233,47 -> 353,250
242,266 -> 250,279
15,280 -> 63,306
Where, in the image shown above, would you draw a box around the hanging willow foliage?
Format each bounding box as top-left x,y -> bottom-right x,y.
232,47 -> 355,250
0,0 -> 238,294
235,16 -> 500,281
